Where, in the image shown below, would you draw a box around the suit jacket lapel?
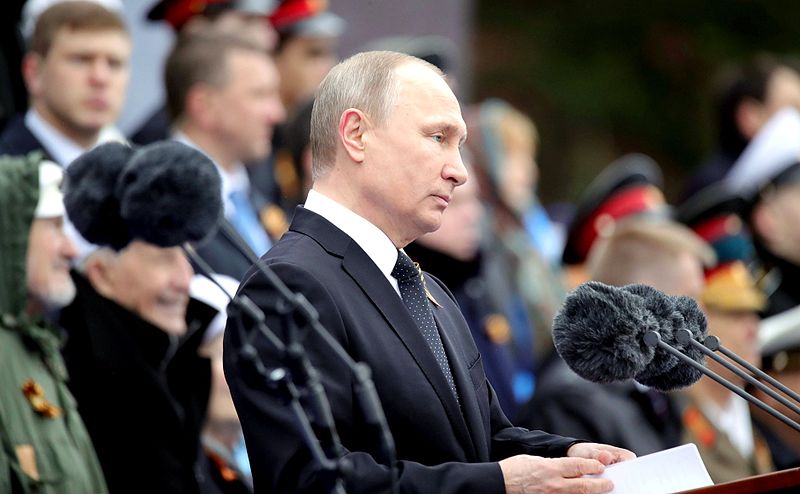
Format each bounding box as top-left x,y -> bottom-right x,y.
341,246 -> 475,454
290,208 -> 475,457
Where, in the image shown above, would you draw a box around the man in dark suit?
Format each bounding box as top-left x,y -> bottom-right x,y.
0,1 -> 130,165
224,50 -> 633,494
164,33 -> 286,280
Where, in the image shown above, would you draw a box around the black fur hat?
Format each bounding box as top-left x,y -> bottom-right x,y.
118,141 -> 222,247
64,142 -> 135,250
64,140 -> 222,249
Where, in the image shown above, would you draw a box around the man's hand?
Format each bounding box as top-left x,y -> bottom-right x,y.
498,455 -> 613,494
566,442 -> 636,466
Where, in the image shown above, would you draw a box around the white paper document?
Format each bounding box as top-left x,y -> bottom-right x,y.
590,443 -> 714,494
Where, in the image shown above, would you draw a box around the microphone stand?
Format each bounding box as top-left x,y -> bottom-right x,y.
672,329 -> 800,416
217,223 -> 399,494
643,330 -> 800,433
184,244 -> 348,494
701,333 -> 800,404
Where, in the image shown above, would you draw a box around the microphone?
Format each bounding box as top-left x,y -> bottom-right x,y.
552,281 -> 660,384
553,281 -> 708,390
553,281 -> 800,432
623,285 -> 707,391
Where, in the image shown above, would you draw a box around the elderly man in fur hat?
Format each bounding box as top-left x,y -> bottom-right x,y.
57,141 -> 227,493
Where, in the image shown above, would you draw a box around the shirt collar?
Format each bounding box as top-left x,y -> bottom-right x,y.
304,189 -> 399,282
172,132 -> 250,219
25,109 -> 93,167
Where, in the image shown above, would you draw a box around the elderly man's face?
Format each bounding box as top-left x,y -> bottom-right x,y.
93,241 -> 193,335
363,62 -> 468,246
26,27 -> 131,143
26,216 -> 78,310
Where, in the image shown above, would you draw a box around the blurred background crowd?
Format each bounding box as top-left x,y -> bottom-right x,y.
2,0 -> 800,492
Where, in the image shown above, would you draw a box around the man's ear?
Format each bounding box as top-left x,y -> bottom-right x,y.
82,251 -> 117,299
185,84 -> 215,130
21,53 -> 43,97
338,108 -> 368,163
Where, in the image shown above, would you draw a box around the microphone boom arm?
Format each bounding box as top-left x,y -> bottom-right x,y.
672,330 -> 800,416
643,331 -> 800,433
702,334 -> 800,405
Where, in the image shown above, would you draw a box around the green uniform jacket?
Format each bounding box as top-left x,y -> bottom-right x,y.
0,154 -> 107,493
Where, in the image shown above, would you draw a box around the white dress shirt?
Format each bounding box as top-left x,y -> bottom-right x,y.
700,395 -> 755,459
303,189 -> 402,296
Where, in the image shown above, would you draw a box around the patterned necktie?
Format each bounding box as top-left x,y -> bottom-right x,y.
228,189 -> 271,256
392,250 -> 459,402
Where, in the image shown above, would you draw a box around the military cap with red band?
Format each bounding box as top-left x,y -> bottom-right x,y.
562,153 -> 667,266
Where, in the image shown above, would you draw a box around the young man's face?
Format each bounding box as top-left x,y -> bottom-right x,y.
26,27 -> 131,142
26,216 -> 78,310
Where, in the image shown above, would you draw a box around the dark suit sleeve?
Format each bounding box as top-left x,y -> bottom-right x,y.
224,261 -> 507,494
488,382 -> 583,461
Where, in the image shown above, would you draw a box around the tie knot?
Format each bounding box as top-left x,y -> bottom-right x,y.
392,251 -> 419,281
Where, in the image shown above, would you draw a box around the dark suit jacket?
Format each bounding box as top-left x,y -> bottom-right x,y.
194,219 -> 259,281
224,207 -> 579,494
0,116 -> 52,158
60,272 -> 217,493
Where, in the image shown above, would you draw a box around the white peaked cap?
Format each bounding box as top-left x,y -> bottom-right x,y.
727,107 -> 800,198
760,304 -> 800,356
34,161 -> 65,219
190,273 -> 241,344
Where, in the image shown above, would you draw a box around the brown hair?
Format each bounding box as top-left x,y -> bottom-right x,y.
164,32 -> 269,123
587,219 -> 715,291
30,1 -> 128,57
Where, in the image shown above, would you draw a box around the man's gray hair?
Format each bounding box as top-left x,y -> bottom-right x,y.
310,50 -> 443,179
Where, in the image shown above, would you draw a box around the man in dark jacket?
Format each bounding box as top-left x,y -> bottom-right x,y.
0,1 -> 130,164
56,141 -> 222,493
60,243 -> 217,493
225,50 -> 633,494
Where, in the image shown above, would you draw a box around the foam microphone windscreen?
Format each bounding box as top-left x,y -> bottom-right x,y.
117,141 -> 222,247
552,281 -> 659,383
64,141 -> 223,249
622,284 -> 682,383
633,292 -> 707,391
64,142 -> 136,249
